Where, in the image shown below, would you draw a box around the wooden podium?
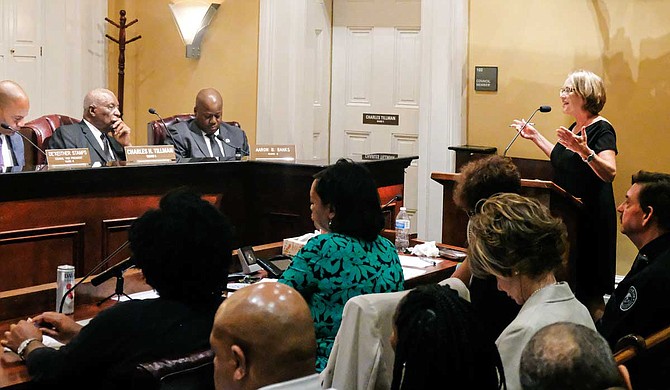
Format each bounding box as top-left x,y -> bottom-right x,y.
430,171 -> 585,290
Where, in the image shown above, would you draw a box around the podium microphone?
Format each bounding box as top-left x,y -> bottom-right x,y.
148,108 -> 178,148
1,123 -> 46,157
503,105 -> 551,157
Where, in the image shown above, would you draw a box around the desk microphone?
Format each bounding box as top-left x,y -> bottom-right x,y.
503,105 -> 551,157
148,108 -> 179,149
90,257 -> 135,286
217,134 -> 248,160
382,194 -> 403,209
1,122 -> 46,157
58,240 -> 130,313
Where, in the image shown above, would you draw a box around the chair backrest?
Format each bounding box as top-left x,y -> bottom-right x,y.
20,114 -> 80,165
320,290 -> 408,390
131,349 -> 215,390
147,113 -> 241,145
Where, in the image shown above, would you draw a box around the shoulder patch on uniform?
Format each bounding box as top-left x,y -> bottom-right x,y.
620,286 -> 638,312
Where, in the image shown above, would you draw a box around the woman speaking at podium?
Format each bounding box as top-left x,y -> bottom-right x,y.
279,158 -> 404,372
511,69 -> 617,318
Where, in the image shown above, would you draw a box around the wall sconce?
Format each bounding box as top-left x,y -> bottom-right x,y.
169,1 -> 220,59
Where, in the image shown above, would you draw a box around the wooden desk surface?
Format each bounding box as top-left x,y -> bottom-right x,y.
0,241 -> 460,389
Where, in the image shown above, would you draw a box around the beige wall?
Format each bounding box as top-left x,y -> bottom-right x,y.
468,0 -> 670,273
105,0 -> 669,274
107,0 -> 259,146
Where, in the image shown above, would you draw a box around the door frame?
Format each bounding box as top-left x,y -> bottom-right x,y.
257,0 -> 468,241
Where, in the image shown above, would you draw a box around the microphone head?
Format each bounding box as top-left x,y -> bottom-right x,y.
395,194 -> 403,201
539,105 -> 552,113
148,108 -> 157,115
1,123 -> 12,130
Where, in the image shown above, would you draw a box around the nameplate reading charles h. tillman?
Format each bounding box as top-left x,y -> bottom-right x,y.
46,148 -> 92,168
124,145 -> 176,164
363,113 -> 399,126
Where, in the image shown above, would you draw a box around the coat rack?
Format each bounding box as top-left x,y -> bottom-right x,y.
105,10 -> 141,116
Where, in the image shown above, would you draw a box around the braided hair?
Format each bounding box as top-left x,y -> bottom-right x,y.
391,284 -> 506,390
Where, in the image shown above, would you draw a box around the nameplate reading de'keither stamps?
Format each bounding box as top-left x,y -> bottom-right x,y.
251,145 -> 296,161
363,113 -> 399,125
124,145 -> 176,164
46,148 -> 92,168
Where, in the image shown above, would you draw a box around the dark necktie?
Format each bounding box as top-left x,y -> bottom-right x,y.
206,133 -> 225,160
100,134 -> 115,161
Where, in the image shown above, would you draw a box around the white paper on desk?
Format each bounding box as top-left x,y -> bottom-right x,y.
399,255 -> 441,269
114,289 -> 159,302
402,267 -> 426,280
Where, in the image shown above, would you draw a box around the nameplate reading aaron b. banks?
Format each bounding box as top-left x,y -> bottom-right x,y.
124,145 -> 176,164
46,148 -> 92,168
251,145 -> 296,161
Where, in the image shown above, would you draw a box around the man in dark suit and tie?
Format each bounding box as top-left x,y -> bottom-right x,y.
49,88 -> 132,164
0,80 -> 30,168
166,88 -> 249,160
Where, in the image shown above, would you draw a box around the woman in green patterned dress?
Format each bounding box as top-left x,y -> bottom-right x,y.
279,158 -> 404,372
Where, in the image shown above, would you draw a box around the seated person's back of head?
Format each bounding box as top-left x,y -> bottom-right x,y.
391,284 -> 506,390
1,189 -> 234,388
520,322 -> 631,390
210,282 -> 320,390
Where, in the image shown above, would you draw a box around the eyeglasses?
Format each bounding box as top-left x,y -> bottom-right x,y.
559,86 -> 576,94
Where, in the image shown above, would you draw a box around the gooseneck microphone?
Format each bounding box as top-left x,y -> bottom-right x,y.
58,240 -> 130,313
503,105 -> 552,157
382,194 -> 403,209
1,123 -> 46,157
148,108 -> 178,147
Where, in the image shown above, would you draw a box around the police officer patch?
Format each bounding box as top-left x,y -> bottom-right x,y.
620,286 -> 638,311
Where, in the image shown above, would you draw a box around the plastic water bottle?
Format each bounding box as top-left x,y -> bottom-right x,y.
395,207 -> 410,252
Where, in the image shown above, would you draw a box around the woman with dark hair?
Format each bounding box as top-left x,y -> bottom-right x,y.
512,69 -> 617,317
279,158 -> 404,372
391,284 -> 506,390
468,193 -> 595,390
2,189 -> 234,388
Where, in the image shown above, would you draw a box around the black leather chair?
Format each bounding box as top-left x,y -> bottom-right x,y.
131,349 -> 215,390
147,114 -> 241,145
20,114 -> 80,165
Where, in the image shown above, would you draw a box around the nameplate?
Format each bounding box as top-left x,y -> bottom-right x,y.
362,153 -> 399,160
46,148 -> 92,168
251,145 -> 296,161
363,113 -> 399,125
124,145 -> 176,164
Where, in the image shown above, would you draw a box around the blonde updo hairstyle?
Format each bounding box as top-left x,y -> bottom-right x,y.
467,193 -> 568,280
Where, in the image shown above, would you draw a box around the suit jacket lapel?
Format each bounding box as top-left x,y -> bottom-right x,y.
80,121 -> 108,162
217,125 -> 235,157
188,121 -> 210,157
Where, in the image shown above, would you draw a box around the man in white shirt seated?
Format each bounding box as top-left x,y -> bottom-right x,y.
210,282 -> 328,390
0,80 -> 30,167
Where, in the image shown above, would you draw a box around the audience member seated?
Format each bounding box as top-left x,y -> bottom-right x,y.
391,284 -> 506,390
468,193 -> 595,390
450,154 -> 522,341
0,80 -> 30,167
278,158 -> 404,372
520,322 -> 631,390
597,171 -> 670,390
210,282 -> 328,390
1,189 -> 233,388
48,88 -> 132,164
321,278 -> 469,390
165,88 -> 249,160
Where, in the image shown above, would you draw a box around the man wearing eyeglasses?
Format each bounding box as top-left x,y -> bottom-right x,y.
49,88 -> 132,164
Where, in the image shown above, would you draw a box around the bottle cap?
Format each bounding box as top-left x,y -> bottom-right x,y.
400,207 -> 407,211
